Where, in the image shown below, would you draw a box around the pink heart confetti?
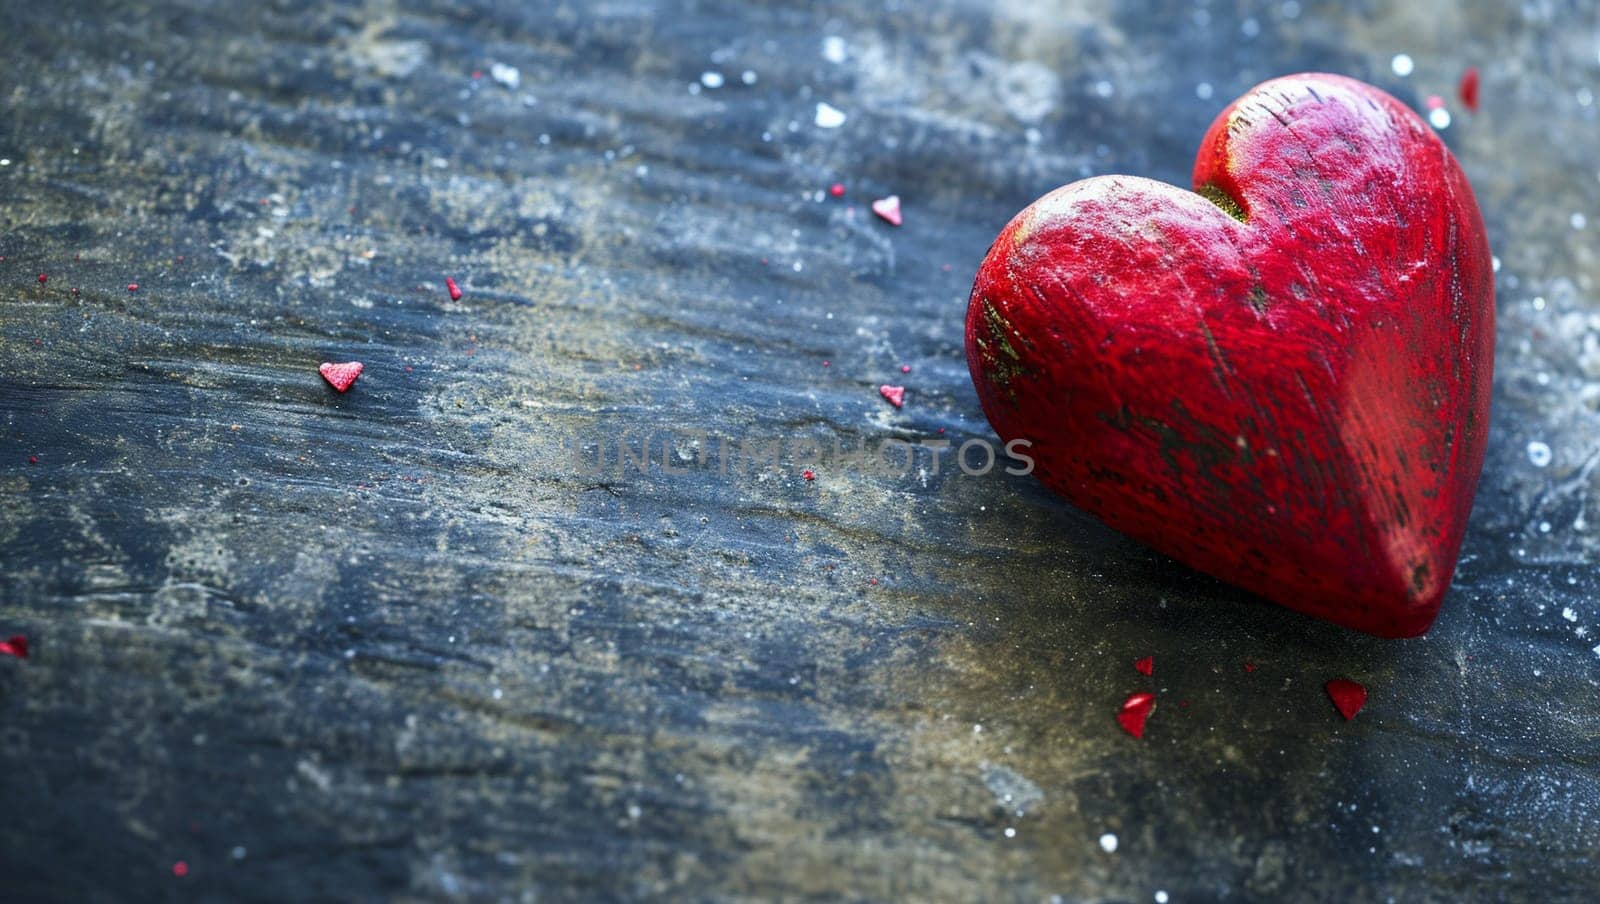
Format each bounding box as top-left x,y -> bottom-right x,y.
878,384 -> 905,408
319,361 -> 364,393
1116,692 -> 1155,738
1325,678 -> 1367,721
871,195 -> 902,227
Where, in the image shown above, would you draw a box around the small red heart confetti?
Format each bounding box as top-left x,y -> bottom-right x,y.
829,183 -> 845,197
801,469 -> 815,481
319,361 -> 364,392
446,277 -> 462,301
0,635 -> 28,659
1459,66 -> 1480,112
37,273 -> 47,284
172,861 -> 189,878
1325,678 -> 1367,721
127,283 -> 139,292
871,195 -> 902,226
1116,692 -> 1155,739
878,384 -> 905,408
1134,656 -> 1153,676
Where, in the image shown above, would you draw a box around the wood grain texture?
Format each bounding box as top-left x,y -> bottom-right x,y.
1,1 -> 1597,901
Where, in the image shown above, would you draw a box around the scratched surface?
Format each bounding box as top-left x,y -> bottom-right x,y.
1,1 -> 1597,901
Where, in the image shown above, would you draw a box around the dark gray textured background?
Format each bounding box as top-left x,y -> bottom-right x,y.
2,1 -> 1597,901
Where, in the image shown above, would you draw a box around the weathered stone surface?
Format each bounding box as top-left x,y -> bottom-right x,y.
1,1 -> 1596,900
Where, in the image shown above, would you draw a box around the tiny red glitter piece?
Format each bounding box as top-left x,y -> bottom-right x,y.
1425,94 -> 1445,111
1325,678 -> 1367,721
319,361 -> 364,392
0,635 -> 27,659
1459,66 -> 1480,112
446,277 -> 462,301
879,384 -> 905,408
37,273 -> 47,284
900,364 -> 911,373
1116,692 -> 1155,739
802,469 -> 815,481
822,360 -> 830,367
127,283 -> 139,292
172,861 -> 189,878
871,195 -> 903,227
1134,656 -> 1153,676
28,456 -> 38,465
829,183 -> 845,197
1244,661 -> 1257,673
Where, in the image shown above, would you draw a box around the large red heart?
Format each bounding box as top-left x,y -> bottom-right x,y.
966,74 -> 1493,638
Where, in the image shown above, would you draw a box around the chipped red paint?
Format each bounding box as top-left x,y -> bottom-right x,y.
966,74 -> 1493,638
319,361 -> 364,392
1134,655 -> 1153,676
127,283 -> 139,292
0,635 -> 27,658
1116,691 -> 1155,738
802,469 -> 815,481
446,276 -> 462,301
37,273 -> 47,284
1325,678 -> 1367,720
871,195 -> 902,226
879,384 -> 905,408
1459,67 -> 1480,113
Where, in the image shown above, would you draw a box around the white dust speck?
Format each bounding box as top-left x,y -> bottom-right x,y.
1196,81 -> 1213,100
814,102 -> 847,128
1099,832 -> 1119,853
1429,107 -> 1451,129
1492,255 -> 1501,272
1004,827 -> 1017,838
700,71 -> 724,88
1155,893 -> 1169,904
489,62 -> 520,89
1592,643 -> 1600,658
1391,53 -> 1414,77
231,846 -> 247,860
822,35 -> 847,64
1241,17 -> 1260,37
1527,440 -> 1552,468
1563,607 -> 1578,622
741,69 -> 757,85
1093,80 -> 1114,98
0,159 -> 11,166
1573,212 -> 1588,230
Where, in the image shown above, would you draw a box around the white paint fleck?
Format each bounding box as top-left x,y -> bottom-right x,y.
1004,827 -> 1017,838
1563,607 -> 1578,622
1099,832 -> 1119,853
741,69 -> 757,85
1241,17 -> 1260,37
822,35 -> 847,64
1093,79 -> 1114,98
1492,255 -> 1501,272
489,62 -> 520,89
1196,81 -> 1214,100
814,102 -> 847,128
1527,440 -> 1552,468
1428,107 -> 1451,129
700,71 -> 724,89
1391,53 -> 1414,77
1532,295 -> 1546,310
1573,212 -> 1588,230
1155,893 -> 1169,904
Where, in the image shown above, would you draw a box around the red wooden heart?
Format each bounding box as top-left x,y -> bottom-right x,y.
966,74 -> 1493,638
